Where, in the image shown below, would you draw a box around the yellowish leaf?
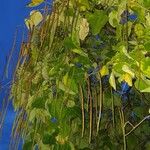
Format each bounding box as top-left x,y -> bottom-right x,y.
25,10 -> 43,30
27,0 -> 44,7
56,135 -> 68,145
146,13 -> 150,26
79,18 -> 89,41
134,24 -> 144,37
30,10 -> 43,26
100,65 -> 109,77
63,73 -> 68,86
122,65 -> 135,78
109,72 -> 116,90
122,73 -> 133,86
67,100 -> 75,108
109,10 -> 118,28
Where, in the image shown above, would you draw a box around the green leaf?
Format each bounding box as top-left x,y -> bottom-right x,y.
64,37 -> 77,49
143,0 -> 150,8
127,135 -> 138,150
146,13 -> 150,27
144,42 -> 150,51
66,100 -> 75,108
58,82 -> 76,95
145,142 -> 150,150
28,108 -> 49,123
23,141 -> 33,150
53,143 -> 71,150
72,48 -> 88,57
133,107 -> 144,118
31,97 -> 46,109
64,106 -> 81,120
86,10 -> 108,35
141,58 -> 150,78
79,0 -> 89,8
141,87 -> 150,92
122,65 -> 135,78
42,133 -> 56,145
109,10 -> 118,28
63,73 -> 69,86
134,77 -> 150,92
134,24 -> 144,37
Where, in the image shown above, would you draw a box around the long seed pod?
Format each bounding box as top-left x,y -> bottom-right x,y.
119,107 -> 127,150
111,87 -> 115,128
87,77 -> 92,143
94,88 -> 98,132
96,74 -> 103,134
3,29 -> 18,78
79,84 -> 85,137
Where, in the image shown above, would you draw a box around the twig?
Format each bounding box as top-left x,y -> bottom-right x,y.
125,115 -> 150,137
124,121 -> 134,128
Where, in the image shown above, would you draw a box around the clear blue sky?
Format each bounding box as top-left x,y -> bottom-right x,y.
0,1 -> 30,149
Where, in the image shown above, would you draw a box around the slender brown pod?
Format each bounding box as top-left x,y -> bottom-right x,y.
97,74 -> 103,134
87,77 -> 92,143
79,84 -> 85,137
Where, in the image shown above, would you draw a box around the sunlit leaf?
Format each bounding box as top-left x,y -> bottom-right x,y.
109,10 -> 118,28
122,73 -> 133,86
135,76 -> 150,92
58,82 -> 76,95
134,23 -> 144,37
109,72 -> 116,90
63,73 -> 69,86
122,65 -> 135,78
56,135 -> 68,145
78,0 -> 90,11
146,13 -> 150,26
27,0 -> 44,7
141,87 -> 150,92
66,100 -> 75,108
72,48 -> 88,57
25,10 -> 43,29
79,18 -> 89,41
141,58 -> 150,78
100,65 -> 109,77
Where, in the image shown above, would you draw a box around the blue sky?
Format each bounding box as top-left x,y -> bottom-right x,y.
0,0 -> 30,149
0,1 -> 52,149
